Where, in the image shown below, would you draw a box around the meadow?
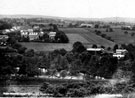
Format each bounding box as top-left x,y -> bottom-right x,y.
20,28 -> 117,51
86,28 -> 135,45
60,28 -> 115,48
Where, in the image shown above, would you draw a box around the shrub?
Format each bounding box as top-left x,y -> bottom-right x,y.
101,34 -> 106,38
124,31 -> 128,34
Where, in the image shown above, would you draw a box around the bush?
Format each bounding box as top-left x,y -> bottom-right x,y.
112,82 -> 135,94
40,81 -> 114,97
101,34 -> 106,38
96,31 -> 101,35
124,31 -> 128,34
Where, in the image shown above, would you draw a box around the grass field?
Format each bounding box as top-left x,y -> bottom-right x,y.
60,28 -> 115,48
20,42 -> 73,51
86,28 -> 135,45
20,28 -> 117,51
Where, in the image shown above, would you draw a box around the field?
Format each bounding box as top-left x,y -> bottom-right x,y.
20,42 -> 73,51
60,28 -> 115,48
86,28 -> 135,45
20,28 -> 117,51
21,27 -> 135,52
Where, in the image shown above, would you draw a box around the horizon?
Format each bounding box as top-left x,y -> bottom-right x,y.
1,0 -> 135,18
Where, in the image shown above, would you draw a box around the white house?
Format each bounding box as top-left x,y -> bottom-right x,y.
113,49 -> 127,59
49,32 -> 56,40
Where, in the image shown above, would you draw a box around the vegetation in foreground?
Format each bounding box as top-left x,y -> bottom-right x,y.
1,20 -> 135,97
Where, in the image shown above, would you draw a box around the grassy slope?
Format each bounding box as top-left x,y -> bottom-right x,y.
20,28 -> 118,51
60,28 -> 115,48
87,28 -> 135,45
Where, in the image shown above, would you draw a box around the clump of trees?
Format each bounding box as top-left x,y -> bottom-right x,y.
40,81 -> 111,97
55,31 -> 69,43
0,20 -> 12,30
106,28 -> 113,32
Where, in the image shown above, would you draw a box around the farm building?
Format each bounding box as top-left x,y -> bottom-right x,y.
87,48 -> 104,55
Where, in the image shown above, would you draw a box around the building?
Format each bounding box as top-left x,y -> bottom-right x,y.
49,32 -> 56,40
29,32 -> 39,41
80,23 -> 93,28
113,49 -> 127,59
87,48 -> 104,55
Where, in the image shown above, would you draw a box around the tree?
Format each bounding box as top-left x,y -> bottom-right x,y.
0,21 -> 12,30
19,56 -> 40,77
60,70 -> 67,78
131,33 -> 135,37
101,34 -> 106,38
55,31 -> 69,43
92,44 -> 97,48
94,24 -> 99,28
113,44 -> 119,52
124,31 -> 128,34
100,45 -> 105,49
96,30 -> 101,35
72,41 -> 86,53
107,47 -> 111,51
59,48 -> 67,56
25,49 -> 35,57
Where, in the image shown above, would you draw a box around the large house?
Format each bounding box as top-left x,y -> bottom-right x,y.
113,49 -> 127,59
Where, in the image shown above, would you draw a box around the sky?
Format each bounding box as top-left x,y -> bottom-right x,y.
0,0 -> 135,18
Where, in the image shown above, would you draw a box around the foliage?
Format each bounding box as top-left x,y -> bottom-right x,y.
72,41 -> 86,53
40,81 -> 113,97
0,20 -> 12,30
55,31 -> 69,43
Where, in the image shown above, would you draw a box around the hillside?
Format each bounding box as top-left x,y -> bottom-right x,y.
1,15 -> 135,23
60,28 -> 115,48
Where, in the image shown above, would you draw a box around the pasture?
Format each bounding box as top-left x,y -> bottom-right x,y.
20,28 -> 117,51
86,28 -> 135,45
60,28 -> 115,48
20,42 -> 73,51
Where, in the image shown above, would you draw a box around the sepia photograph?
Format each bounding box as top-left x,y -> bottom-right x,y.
0,0 -> 135,97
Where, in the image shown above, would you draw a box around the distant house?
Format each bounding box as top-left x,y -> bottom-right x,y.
80,23 -> 93,28
113,49 -> 127,59
29,32 -> 39,41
